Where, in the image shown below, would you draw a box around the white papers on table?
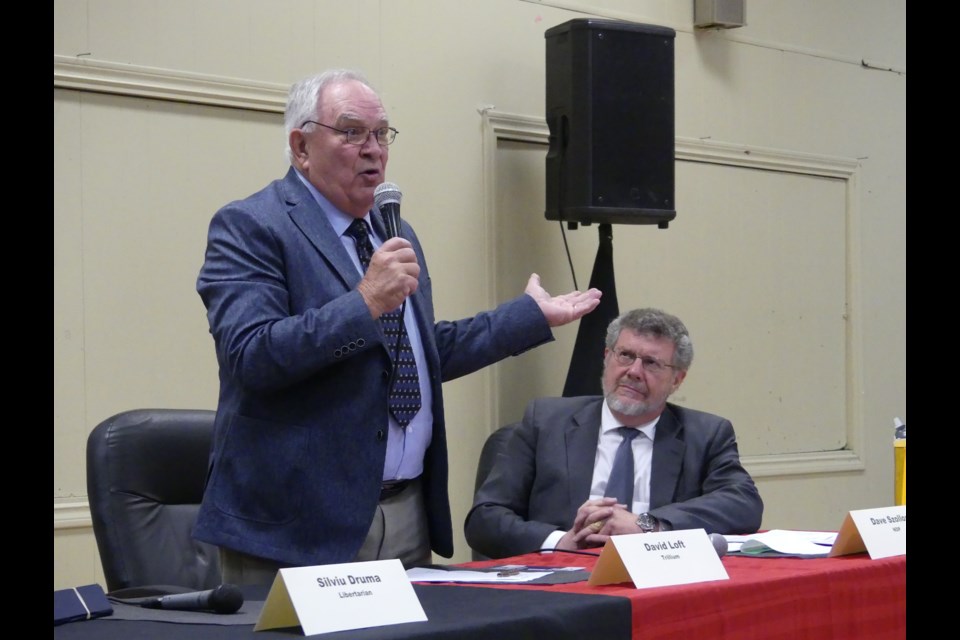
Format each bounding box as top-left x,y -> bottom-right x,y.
725,530 -> 838,557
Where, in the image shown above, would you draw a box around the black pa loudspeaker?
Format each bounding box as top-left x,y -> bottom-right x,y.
545,19 -> 676,228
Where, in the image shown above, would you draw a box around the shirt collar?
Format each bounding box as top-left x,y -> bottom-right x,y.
601,400 -> 659,441
293,168 -> 373,239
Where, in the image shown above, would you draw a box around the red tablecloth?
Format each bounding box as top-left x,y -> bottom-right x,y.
461,551 -> 906,640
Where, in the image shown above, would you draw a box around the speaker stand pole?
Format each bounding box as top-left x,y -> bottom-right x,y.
562,223 -> 621,397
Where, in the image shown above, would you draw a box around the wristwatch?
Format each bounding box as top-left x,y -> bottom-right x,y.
636,512 -> 659,533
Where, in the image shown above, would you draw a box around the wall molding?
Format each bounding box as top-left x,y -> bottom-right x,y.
740,450 -> 862,478
674,136 -> 861,179
53,55 -> 287,112
51,61 -> 866,485
480,109 -> 864,479
54,500 -> 91,530
54,56 -> 285,531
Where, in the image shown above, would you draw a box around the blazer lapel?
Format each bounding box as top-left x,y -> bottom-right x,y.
369,207 -> 389,241
281,168 -> 362,290
565,399 -> 604,507
650,406 -> 684,509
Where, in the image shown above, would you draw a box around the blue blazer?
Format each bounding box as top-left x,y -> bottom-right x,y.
193,167 -> 553,566
465,396 -> 764,559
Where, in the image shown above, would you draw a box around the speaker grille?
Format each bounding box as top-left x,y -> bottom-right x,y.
546,19 -> 676,227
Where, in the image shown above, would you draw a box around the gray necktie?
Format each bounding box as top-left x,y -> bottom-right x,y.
345,219 -> 422,427
604,427 -> 641,507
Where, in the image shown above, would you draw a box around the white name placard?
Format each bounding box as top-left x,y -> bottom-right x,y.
589,528 -> 729,588
830,505 -> 906,559
254,559 -> 427,636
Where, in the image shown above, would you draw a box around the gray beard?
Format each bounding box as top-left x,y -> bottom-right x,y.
605,392 -> 650,417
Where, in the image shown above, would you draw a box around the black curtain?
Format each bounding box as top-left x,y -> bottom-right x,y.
562,223 -> 619,397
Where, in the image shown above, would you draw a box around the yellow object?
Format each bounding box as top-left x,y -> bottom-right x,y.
894,439 -> 906,506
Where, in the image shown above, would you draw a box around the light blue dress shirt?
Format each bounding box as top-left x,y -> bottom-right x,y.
295,171 -> 433,482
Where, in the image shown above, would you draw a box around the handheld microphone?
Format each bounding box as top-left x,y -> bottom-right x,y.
375,182 -> 403,239
141,584 -> 243,614
709,533 -> 729,558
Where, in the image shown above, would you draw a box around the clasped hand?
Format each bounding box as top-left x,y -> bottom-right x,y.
556,498 -> 639,550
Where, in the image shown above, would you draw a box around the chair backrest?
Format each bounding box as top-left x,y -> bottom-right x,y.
86,408 -> 220,592
471,422 -> 520,560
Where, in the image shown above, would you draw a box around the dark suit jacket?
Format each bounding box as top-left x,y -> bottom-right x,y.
464,396 -> 763,559
193,167 -> 553,567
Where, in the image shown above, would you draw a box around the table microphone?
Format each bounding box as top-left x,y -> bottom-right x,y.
709,533 -> 729,558
375,182 -> 403,238
141,584 -> 243,614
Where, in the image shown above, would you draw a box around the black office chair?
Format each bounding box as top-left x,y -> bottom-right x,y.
86,408 -> 221,592
470,422 -> 520,560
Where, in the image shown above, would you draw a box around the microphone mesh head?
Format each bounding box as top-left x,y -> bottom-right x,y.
709,533 -> 728,558
211,584 -> 244,614
374,182 -> 402,209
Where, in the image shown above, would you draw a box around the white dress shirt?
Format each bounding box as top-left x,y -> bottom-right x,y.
541,401 -> 660,550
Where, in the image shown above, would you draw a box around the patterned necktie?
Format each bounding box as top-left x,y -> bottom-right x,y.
604,427 -> 641,507
345,218 -> 422,427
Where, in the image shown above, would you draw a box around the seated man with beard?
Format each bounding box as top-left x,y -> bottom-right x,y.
464,307 -> 763,559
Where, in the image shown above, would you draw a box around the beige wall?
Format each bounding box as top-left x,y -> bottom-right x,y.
54,0 -> 906,589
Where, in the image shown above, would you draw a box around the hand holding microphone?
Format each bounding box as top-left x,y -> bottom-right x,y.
356,182 -> 419,317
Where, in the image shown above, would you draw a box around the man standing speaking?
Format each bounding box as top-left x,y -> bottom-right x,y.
194,68 -> 601,584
